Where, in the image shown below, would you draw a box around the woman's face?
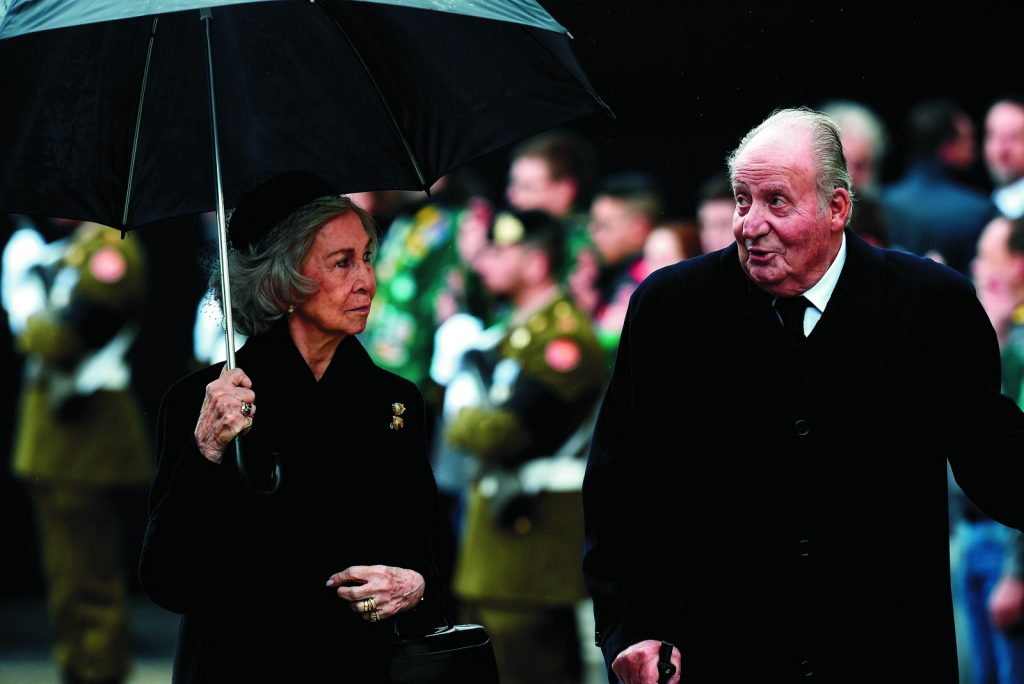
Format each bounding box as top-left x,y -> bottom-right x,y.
292,211 -> 376,342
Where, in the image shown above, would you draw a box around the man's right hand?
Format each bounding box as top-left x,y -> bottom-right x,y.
611,639 -> 681,684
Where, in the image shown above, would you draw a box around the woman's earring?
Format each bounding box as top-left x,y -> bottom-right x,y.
287,304 -> 295,315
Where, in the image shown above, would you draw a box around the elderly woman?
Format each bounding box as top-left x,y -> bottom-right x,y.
139,172 -> 442,682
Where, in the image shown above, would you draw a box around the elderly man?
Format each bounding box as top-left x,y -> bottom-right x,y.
582,108 -> 1024,683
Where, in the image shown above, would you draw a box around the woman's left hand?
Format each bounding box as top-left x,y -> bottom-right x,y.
326,565 -> 425,623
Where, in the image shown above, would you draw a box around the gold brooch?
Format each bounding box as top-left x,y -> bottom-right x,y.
390,403 -> 406,430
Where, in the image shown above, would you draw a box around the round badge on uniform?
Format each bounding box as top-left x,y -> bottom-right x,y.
544,338 -> 581,372
89,247 -> 127,283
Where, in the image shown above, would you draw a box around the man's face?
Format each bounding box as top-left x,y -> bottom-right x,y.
589,196 -> 644,265
698,199 -> 736,253
506,156 -> 571,217
732,124 -> 848,297
973,217 -> 1016,293
475,243 -> 527,296
985,102 -> 1024,186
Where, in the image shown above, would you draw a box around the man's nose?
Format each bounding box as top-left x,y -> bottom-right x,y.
741,204 -> 770,238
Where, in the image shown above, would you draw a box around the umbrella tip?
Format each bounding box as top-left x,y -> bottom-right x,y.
120,229 -> 128,240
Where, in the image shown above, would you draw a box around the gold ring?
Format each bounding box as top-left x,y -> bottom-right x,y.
241,402 -> 253,417
370,609 -> 381,623
362,597 -> 376,613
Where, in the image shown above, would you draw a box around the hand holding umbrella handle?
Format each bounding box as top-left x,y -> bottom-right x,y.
657,640 -> 677,684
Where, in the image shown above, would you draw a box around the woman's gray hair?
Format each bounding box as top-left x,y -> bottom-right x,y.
211,195 -> 378,336
726,108 -> 855,226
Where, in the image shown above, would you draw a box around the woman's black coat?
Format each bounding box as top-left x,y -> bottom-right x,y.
139,322 -> 442,682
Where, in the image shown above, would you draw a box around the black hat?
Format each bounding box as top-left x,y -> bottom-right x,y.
488,209 -> 562,247
228,171 -> 338,250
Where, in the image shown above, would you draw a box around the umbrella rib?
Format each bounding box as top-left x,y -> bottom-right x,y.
123,16 -> 160,229
318,5 -> 428,191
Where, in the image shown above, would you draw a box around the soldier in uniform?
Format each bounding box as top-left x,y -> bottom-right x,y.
445,209 -> 606,684
2,220 -> 152,684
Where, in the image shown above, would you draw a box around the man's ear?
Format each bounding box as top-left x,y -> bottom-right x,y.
829,187 -> 852,232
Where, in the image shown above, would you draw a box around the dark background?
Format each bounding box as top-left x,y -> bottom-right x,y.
3,0 -> 1023,597
471,1 -> 1022,217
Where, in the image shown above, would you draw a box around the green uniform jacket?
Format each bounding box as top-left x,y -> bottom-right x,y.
450,292 -> 606,605
13,224 -> 152,487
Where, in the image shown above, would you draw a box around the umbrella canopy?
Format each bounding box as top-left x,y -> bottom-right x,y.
0,0 -> 611,230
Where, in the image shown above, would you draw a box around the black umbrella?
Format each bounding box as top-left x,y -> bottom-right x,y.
0,0 -> 611,492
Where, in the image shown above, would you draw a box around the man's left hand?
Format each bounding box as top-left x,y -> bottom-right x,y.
611,639 -> 681,684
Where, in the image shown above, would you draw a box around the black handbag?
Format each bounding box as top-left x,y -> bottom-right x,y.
389,604 -> 500,684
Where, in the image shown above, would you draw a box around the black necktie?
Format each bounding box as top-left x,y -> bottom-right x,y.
774,295 -> 811,346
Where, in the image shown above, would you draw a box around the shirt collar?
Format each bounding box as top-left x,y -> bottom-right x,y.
802,232 -> 846,313
994,177 -> 1024,219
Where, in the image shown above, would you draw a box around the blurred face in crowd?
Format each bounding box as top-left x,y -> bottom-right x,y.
643,226 -> 686,274
698,198 -> 736,253
292,212 -> 376,343
506,156 -> 575,217
840,130 -> 877,192
985,102 -> 1024,186
589,196 -> 648,266
732,123 -> 850,298
974,217 -> 1020,295
943,114 -> 977,170
475,242 -> 529,297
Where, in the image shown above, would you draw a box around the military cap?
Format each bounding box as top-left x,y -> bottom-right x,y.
488,209 -> 563,247
228,171 -> 338,250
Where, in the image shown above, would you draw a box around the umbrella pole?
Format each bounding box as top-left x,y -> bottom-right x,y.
200,8 -> 236,370
201,8 -> 280,494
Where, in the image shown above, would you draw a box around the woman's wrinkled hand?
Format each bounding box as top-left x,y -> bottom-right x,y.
194,365 -> 256,464
326,565 -> 425,623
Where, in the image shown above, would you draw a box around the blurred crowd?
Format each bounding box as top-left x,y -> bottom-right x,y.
3,93 -> 1024,683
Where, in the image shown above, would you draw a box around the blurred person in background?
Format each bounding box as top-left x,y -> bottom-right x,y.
571,172 -> 663,356
640,219 -> 702,280
695,172 -> 737,254
2,218 -> 152,684
506,129 -> 600,285
962,214 -> 1024,684
446,209 -> 606,684
985,96 -> 1024,220
883,98 -> 994,274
